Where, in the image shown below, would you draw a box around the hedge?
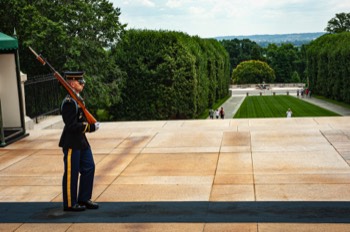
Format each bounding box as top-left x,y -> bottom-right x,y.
306,32 -> 350,102
110,29 -> 230,120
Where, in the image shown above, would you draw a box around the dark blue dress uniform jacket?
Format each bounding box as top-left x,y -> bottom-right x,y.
59,95 -> 96,148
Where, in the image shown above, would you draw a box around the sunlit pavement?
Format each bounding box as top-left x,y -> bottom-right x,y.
2,114 -> 350,231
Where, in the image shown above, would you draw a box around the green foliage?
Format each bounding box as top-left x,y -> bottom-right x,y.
220,39 -> 265,72
306,32 -> 350,103
325,12 -> 350,34
111,29 -> 230,120
0,0 -> 126,120
234,96 -> 339,118
291,71 -> 301,83
220,38 -> 305,84
232,60 -> 275,84
96,109 -> 110,121
265,43 -> 304,83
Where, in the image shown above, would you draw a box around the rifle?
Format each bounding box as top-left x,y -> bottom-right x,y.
29,47 -> 97,124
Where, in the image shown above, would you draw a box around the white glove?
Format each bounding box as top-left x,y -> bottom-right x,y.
94,122 -> 100,131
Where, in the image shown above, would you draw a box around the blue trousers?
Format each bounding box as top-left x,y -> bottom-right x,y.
62,147 -> 95,208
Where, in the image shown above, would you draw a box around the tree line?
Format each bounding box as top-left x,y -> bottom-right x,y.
220,39 -> 306,84
110,30 -> 230,120
0,0 -> 229,120
0,0 -> 126,120
307,32 -> 350,103
1,0 -> 350,119
221,12 -> 350,89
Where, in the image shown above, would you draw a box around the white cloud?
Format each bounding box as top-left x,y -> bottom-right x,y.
165,0 -> 188,8
121,0 -> 156,7
112,0 -> 350,37
188,6 -> 206,15
140,0 -> 155,7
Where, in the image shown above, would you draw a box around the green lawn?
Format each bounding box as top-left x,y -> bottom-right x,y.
233,95 -> 340,118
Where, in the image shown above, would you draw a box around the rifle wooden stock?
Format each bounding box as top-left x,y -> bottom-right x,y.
29,47 -> 97,124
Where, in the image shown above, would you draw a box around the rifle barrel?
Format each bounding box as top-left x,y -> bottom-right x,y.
28,47 -> 97,124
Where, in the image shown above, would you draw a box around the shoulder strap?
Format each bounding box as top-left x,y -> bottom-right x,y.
60,95 -> 78,114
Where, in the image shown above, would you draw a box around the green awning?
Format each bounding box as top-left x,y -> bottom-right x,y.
0,32 -> 18,51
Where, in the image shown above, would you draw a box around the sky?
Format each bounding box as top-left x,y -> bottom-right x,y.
111,0 -> 350,38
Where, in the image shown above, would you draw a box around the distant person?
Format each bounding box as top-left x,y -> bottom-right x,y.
286,108 -> 292,118
209,109 -> 214,119
215,109 -> 219,119
219,107 -> 225,119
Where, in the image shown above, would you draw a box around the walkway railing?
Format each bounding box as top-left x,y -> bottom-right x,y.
24,73 -> 64,123
231,83 -> 305,89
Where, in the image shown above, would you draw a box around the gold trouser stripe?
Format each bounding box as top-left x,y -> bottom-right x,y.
67,148 -> 72,207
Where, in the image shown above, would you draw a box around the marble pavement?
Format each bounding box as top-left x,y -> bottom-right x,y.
1,116 -> 350,231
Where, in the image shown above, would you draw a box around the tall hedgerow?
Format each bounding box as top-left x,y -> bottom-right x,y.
110,29 -> 230,120
306,32 -> 350,102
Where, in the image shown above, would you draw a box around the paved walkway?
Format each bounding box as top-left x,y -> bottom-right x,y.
2,88 -> 350,231
2,115 -> 350,231
300,96 -> 350,116
208,96 -> 245,119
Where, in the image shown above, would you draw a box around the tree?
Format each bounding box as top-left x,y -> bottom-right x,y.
291,71 -> 301,83
111,29 -> 230,120
232,60 -> 275,84
220,38 -> 265,74
325,12 -> 350,34
306,32 -> 350,103
0,0 -> 126,120
265,43 -> 301,83
220,38 -> 305,84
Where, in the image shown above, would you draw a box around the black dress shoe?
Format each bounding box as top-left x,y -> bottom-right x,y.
64,204 -> 86,212
79,200 -> 99,209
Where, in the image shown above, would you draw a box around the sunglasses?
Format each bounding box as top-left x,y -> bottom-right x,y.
76,79 -> 86,85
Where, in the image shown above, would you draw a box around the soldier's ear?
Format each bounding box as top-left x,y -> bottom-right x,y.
68,80 -> 75,87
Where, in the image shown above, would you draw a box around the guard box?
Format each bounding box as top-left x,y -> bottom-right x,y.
0,32 -> 28,147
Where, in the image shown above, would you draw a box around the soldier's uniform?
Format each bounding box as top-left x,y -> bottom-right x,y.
59,71 -> 99,211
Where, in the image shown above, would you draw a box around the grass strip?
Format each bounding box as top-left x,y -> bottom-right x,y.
234,95 -> 340,118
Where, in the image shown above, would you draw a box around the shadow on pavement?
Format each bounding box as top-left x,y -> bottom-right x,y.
1,201 -> 350,223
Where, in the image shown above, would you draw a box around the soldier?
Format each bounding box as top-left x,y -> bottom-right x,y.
59,71 -> 100,212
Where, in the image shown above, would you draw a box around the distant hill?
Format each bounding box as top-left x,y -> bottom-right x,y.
216,32 -> 325,47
